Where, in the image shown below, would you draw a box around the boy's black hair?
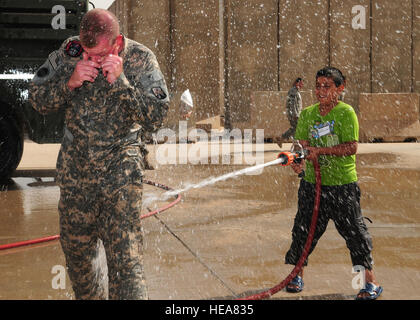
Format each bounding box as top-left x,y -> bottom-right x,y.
295,77 -> 303,83
316,67 -> 345,87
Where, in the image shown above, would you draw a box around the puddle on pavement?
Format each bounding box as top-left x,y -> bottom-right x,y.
0,158 -> 419,299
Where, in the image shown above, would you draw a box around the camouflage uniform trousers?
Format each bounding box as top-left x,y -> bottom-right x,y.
281,117 -> 299,140
58,180 -> 148,300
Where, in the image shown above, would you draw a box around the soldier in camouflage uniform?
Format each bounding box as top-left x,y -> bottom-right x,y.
28,9 -> 169,299
275,78 -> 304,148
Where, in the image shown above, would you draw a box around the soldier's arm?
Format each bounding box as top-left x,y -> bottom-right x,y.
109,49 -> 169,133
297,91 -> 302,111
28,40 -> 75,115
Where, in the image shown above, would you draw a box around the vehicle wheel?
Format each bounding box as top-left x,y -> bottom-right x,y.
0,111 -> 24,182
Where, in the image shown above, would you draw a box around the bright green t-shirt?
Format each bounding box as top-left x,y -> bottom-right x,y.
294,101 -> 359,186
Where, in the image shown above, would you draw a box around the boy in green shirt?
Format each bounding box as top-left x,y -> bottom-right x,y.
285,67 -> 383,300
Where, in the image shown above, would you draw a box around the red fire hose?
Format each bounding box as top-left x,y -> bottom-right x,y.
0,235 -> 61,251
238,157 -> 321,300
0,179 -> 181,251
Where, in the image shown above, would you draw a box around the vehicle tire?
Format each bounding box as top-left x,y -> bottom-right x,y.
0,110 -> 24,182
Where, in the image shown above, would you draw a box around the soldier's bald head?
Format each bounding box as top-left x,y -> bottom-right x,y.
80,9 -> 120,48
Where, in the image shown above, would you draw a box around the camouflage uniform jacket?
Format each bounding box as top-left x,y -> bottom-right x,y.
286,86 -> 302,124
29,36 -> 169,188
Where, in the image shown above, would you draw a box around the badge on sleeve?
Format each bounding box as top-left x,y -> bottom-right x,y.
151,87 -> 167,100
65,40 -> 83,57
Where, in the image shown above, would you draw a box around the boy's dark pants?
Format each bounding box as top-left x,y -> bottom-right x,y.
285,179 -> 374,270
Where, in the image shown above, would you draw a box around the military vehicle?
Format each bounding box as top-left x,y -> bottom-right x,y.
0,0 -> 88,181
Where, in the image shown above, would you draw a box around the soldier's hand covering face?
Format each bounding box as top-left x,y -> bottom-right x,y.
101,46 -> 123,85
68,35 -> 124,89
67,52 -> 101,90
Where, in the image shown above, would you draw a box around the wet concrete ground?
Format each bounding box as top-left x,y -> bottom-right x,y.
0,141 -> 419,300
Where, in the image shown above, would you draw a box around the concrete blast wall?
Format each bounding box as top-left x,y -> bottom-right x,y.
110,0 -> 420,141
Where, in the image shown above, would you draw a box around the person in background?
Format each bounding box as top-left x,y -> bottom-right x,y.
275,77 -> 304,149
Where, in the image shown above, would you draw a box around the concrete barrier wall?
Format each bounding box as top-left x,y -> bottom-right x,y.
171,0 -> 220,122
372,1 -> 412,93
225,0 -> 279,126
359,93 -> 420,141
278,0 -> 328,100
129,0 -> 171,85
414,0 -> 420,93
330,0 -> 370,113
109,0 -> 171,82
248,90 -> 314,139
110,0 -> 419,139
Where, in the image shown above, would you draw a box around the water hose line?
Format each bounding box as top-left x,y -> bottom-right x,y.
151,212 -> 239,298
238,158 -> 321,300
0,179 -> 181,251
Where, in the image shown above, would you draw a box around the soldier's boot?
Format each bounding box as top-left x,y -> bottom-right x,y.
274,136 -> 283,149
